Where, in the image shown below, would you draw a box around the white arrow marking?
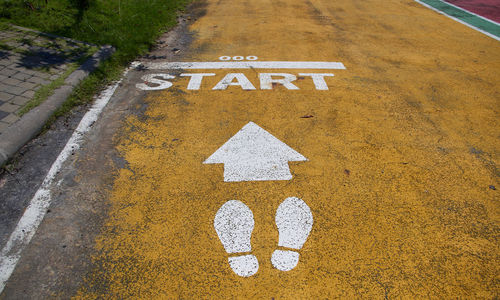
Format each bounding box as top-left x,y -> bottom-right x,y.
204,122 -> 307,182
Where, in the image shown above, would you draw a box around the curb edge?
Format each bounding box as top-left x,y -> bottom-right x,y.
0,45 -> 115,167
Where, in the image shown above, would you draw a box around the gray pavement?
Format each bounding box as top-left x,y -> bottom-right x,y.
0,24 -> 96,134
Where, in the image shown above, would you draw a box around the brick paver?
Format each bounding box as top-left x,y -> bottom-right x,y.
11,96 -> 29,106
0,103 -> 20,113
0,92 -> 14,101
0,110 -> 8,120
0,24 -> 97,135
0,121 -> 9,132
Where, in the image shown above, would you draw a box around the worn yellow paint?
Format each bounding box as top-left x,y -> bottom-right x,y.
76,0 -> 499,298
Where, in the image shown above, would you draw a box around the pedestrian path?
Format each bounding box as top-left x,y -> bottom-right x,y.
0,24 -> 96,134
0,0 -> 498,297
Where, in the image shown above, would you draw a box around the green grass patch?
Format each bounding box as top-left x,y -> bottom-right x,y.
17,37 -> 33,45
1,0 -> 191,125
0,42 -> 14,51
1,0 -> 190,64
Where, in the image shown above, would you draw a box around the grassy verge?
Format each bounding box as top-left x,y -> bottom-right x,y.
0,0 -> 190,121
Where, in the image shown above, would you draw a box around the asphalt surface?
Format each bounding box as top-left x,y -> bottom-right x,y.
1,0 -> 499,298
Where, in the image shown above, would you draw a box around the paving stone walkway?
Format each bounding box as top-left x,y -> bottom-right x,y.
0,24 -> 97,134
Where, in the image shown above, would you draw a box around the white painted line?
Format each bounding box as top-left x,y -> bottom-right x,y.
415,0 -> 500,41
0,66 -> 131,294
140,61 -> 346,70
204,122 -> 307,182
271,197 -> 313,271
438,0 -> 500,26
214,200 -> 259,277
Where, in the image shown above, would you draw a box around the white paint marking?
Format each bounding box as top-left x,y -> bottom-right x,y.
271,197 -> 313,271
246,56 -> 258,61
219,56 -> 231,61
204,122 -> 307,182
415,0 -> 500,41
214,200 -> 253,253
299,73 -> 334,90
136,73 -> 174,90
233,56 -> 244,61
214,200 -> 259,277
135,72 -> 340,91
271,250 -> 300,271
212,73 -> 256,90
180,73 -> 215,90
259,73 -> 299,90
0,67 -> 130,293
140,61 -> 346,70
228,255 -> 259,277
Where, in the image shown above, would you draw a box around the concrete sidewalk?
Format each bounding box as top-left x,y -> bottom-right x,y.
0,24 -> 113,166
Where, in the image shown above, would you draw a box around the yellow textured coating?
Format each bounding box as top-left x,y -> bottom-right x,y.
76,0 -> 499,298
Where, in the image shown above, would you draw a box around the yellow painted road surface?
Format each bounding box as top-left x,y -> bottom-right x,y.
77,0 -> 499,298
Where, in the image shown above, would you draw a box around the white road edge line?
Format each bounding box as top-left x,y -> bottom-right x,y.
0,66 -> 132,294
138,61 -> 346,70
415,0 -> 500,41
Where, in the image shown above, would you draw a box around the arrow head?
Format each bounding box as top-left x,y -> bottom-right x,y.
204,122 -> 307,182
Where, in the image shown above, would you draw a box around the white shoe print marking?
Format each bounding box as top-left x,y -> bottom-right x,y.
271,197 -> 313,271
214,200 -> 259,277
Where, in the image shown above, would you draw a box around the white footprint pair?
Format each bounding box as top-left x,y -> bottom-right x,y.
214,197 -> 313,277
